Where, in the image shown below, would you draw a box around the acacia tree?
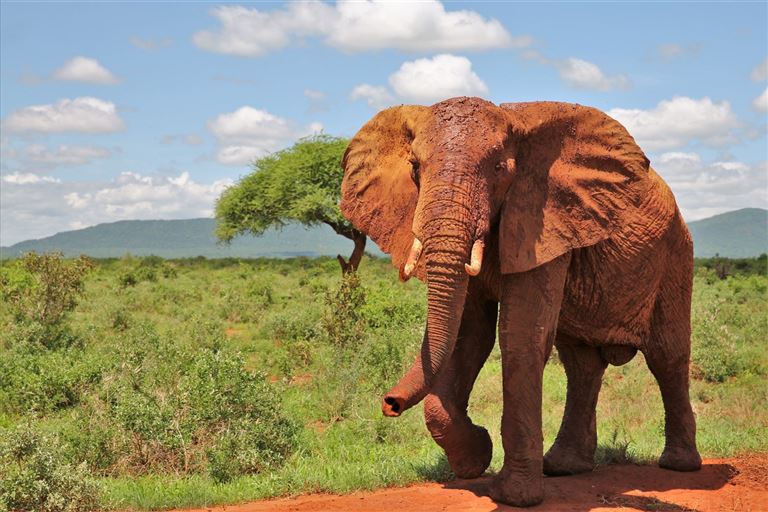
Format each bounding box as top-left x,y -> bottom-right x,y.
215,135 -> 367,273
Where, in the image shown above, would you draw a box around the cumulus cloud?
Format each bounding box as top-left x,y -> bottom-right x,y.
350,84 -> 395,110
2,97 -> 124,134
193,0 -> 525,57
556,58 -> 630,91
207,106 -> 322,165
520,49 -> 630,91
129,36 -> 173,50
21,144 -> 112,168
0,171 -> 232,246
654,152 -> 767,221
752,87 -> 768,113
751,58 -> 768,82
608,96 -> 739,151
389,54 -> 489,103
53,56 -> 120,85
351,54 -> 488,108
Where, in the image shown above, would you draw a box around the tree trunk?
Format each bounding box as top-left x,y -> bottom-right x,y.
337,229 -> 366,274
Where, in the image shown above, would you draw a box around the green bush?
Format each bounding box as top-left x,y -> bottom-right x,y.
0,253 -> 92,345
0,424 -> 100,512
322,271 -> 366,348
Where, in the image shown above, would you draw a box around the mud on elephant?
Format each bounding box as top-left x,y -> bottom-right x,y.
339,97 -> 701,507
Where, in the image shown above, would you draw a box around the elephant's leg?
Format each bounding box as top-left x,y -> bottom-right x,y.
543,336 -> 607,476
645,285 -> 701,472
423,289 -> 497,479
489,254 -> 570,507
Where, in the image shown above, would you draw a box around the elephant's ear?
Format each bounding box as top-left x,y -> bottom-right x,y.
498,101 -> 652,274
341,106 -> 429,278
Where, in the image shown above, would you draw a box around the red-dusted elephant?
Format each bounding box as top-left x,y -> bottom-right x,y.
340,97 -> 701,507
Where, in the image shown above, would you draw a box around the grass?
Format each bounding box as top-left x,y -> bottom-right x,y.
0,255 -> 766,510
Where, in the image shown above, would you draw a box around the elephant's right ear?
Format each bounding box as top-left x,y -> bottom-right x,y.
341,106 -> 429,277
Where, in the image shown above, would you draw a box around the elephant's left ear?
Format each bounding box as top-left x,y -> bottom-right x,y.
499,102 -> 652,274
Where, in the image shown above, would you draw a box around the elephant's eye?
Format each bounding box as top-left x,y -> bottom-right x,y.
410,160 -> 420,187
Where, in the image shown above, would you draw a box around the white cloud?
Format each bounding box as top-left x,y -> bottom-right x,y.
53,56 -> 120,85
608,96 -> 739,151
2,173 -> 60,185
1,171 -> 232,246
207,106 -> 322,165
518,49 -> 631,91
193,0 -> 525,57
751,58 -> 768,82
304,88 -> 329,112
304,89 -> 325,100
2,97 -> 124,134
161,133 -> 204,146
657,43 -> 701,61
654,152 -> 767,221
22,144 -> 112,167
129,36 -> 173,50
752,87 -> 768,113
350,84 -> 395,110
327,0 -> 526,52
351,54 -> 488,109
556,58 -> 630,91
389,54 -> 488,104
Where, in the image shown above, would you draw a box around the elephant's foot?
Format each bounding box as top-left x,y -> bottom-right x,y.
445,425 -> 493,479
487,464 -> 544,507
659,446 -> 701,472
543,443 -> 594,476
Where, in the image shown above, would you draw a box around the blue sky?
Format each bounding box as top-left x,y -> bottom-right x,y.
1,1 -> 766,246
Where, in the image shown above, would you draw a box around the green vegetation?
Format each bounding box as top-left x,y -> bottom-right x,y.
215,135 -> 368,273
1,253 -> 766,510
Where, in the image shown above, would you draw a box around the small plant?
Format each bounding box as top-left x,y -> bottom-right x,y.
0,252 -> 92,327
0,424 -> 100,512
691,307 -> 745,383
322,271 -> 366,348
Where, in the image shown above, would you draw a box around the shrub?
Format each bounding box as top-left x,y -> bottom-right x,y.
0,424 -> 100,512
691,307 -> 744,383
79,338 -> 298,479
322,271 -> 366,348
0,252 -> 92,328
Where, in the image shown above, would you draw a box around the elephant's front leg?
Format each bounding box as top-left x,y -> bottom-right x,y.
424,285 -> 497,479
489,254 -> 570,507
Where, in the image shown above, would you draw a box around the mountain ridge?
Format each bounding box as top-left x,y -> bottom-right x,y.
2,208 -> 765,259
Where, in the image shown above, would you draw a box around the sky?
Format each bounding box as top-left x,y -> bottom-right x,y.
1,1 -> 766,246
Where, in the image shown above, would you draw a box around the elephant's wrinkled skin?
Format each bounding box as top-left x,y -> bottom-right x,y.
340,97 -> 701,507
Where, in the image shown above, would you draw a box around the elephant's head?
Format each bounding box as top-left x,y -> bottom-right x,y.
340,97 -> 649,417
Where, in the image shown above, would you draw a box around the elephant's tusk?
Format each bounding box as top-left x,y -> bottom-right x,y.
399,237 -> 423,282
464,239 -> 484,276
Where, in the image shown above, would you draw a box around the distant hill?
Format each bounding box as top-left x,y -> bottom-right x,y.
0,218 -> 383,259
687,208 -> 767,258
1,208 -> 765,260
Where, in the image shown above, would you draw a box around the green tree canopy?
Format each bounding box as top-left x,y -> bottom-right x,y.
215,135 -> 366,273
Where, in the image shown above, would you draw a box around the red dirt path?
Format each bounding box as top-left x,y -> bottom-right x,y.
174,455 -> 767,512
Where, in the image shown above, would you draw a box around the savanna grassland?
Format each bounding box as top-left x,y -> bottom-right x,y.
1,253 -> 766,511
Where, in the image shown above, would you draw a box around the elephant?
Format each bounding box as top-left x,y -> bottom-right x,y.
339,97 -> 702,507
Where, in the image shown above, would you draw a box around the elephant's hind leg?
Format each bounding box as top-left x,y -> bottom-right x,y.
423,291 -> 497,479
644,272 -> 701,472
543,335 -> 607,476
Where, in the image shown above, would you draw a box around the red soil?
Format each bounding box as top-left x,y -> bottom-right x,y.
173,455 -> 767,512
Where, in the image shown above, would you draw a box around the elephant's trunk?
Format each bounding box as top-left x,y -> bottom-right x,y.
382,232 -> 471,417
